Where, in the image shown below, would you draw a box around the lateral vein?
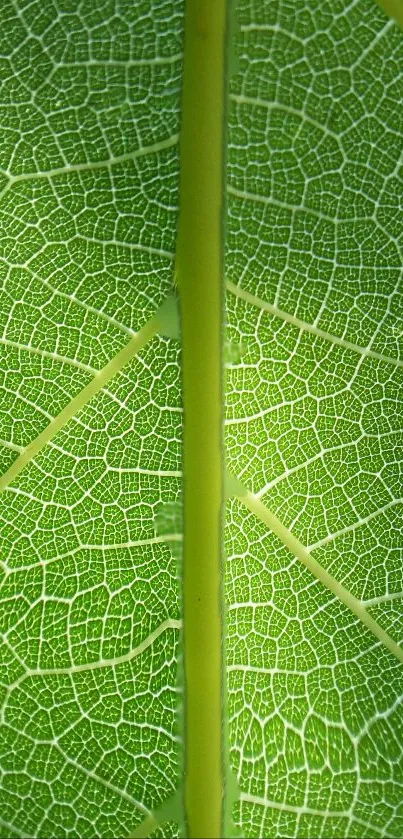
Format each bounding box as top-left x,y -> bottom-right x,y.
128,813 -> 159,839
239,792 -> 392,838
2,134 -> 179,185
0,313 -> 159,493
226,280 -> 403,369
235,487 -> 403,666
24,618 -> 182,676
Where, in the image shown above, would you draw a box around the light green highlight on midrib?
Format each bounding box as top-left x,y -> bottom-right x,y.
236,486 -> 403,666
175,1 -> 228,837
0,314 -> 159,493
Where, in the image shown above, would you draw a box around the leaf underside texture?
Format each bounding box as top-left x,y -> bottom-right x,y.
0,1 -> 402,838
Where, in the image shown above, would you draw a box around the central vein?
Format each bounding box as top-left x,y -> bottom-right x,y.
175,1 -> 229,837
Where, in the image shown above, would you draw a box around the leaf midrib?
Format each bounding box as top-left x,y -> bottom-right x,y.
1,319 -> 401,667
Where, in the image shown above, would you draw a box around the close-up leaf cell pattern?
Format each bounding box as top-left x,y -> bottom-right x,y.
0,0 -> 402,838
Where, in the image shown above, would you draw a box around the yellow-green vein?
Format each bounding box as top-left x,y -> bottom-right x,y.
175,0 -> 229,836
226,280 -> 403,369
231,479 -> 403,665
0,311 -> 162,493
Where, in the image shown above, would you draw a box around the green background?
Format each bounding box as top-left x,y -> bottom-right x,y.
0,0 -> 402,836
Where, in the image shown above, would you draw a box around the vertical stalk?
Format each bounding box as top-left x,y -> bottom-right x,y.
175,1 -> 228,837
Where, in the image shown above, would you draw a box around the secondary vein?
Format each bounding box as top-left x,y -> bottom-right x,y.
226,279 -> 403,369
0,312 -> 159,493
234,484 -> 403,666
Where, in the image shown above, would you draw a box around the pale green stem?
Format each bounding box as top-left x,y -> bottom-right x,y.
238,488 -> 403,666
175,1 -> 228,837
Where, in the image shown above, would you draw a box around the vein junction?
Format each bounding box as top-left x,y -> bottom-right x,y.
0,297 -> 401,666
0,311 -> 160,493
230,478 -> 403,666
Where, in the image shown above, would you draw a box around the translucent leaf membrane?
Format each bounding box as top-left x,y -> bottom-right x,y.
225,1 -> 403,837
0,1 -> 184,836
0,0 -> 402,837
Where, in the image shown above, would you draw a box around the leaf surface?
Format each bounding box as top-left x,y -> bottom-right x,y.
0,2 -> 183,836
0,0 -> 402,837
225,2 -> 403,836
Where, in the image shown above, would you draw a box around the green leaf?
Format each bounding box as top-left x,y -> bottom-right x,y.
0,1 -> 402,838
